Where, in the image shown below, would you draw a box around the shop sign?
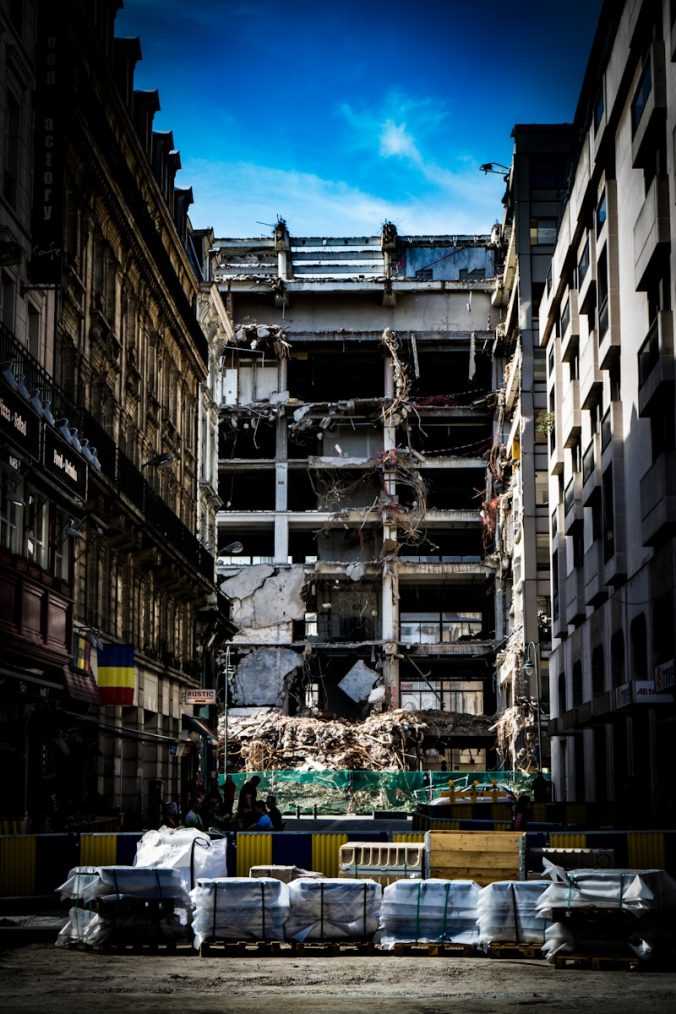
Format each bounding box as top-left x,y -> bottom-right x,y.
615,680 -> 672,709
44,426 -> 87,500
654,660 -> 675,693
0,381 -> 41,459
185,689 -> 216,705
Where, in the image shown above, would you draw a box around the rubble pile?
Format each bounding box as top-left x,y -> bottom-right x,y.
218,709 -> 493,771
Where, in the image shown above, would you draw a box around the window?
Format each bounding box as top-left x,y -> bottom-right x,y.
530,218 -> 557,245
530,157 -> 566,191
631,58 -> 652,135
1,270 -> 16,330
27,304 -> 40,360
611,630 -> 625,688
602,464 -> 615,562
558,672 -> 566,716
533,348 -> 546,383
596,190 -> 607,234
594,87 -> 605,131
630,614 -> 647,682
3,89 -> 20,208
572,660 -> 583,705
26,491 -> 49,569
592,645 -> 605,695
577,239 -> 590,287
597,248 -> 609,336
560,298 -> 571,338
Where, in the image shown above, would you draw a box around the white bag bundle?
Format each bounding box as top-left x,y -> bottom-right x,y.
285,877 -> 382,942
134,827 -> 227,892
377,879 -> 480,948
477,880 -> 551,946
190,877 -> 289,947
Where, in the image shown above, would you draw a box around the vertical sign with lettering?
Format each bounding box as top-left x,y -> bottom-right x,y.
28,3 -> 68,285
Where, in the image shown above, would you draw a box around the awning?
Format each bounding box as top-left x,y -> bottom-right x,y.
65,669 -> 100,705
182,715 -> 219,745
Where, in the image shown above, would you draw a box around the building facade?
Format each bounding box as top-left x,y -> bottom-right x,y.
540,0 -> 676,818
490,127 -> 574,771
209,223 -> 502,768
0,0 -> 221,829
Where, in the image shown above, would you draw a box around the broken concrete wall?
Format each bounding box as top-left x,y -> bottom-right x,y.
231,647 -> 302,707
220,564 -> 306,644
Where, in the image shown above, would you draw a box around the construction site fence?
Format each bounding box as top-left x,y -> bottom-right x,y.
2,827 -> 676,898
216,770 -> 543,815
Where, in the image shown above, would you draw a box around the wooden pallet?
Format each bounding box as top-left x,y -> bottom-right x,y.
554,952 -> 640,972
293,939 -> 378,957
391,941 -> 477,958
199,939 -> 290,957
86,939 -> 191,954
486,942 -> 544,960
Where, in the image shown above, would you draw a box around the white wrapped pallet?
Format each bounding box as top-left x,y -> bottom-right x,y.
535,865 -> 676,918
55,865 -> 191,948
190,877 -> 289,948
134,827 -> 227,892
78,865 -> 190,905
477,880 -> 551,946
377,879 -> 480,948
285,877 -> 382,942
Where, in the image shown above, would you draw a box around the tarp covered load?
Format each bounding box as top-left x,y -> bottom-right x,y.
190,877 -> 288,948
55,865 -> 191,949
285,877 -> 382,942
536,864 -> 676,963
477,880 -> 551,947
377,878 -> 480,948
133,826 -> 227,893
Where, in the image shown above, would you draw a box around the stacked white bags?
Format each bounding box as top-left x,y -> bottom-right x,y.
477,881 -> 551,947
55,865 -> 191,948
134,827 -> 227,893
190,877 -> 289,948
285,877 -> 382,942
377,879 -> 480,948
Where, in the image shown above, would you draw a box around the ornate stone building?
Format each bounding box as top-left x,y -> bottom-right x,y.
0,0 -> 222,828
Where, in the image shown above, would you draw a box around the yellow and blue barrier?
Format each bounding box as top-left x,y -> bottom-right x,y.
2,827 -> 676,898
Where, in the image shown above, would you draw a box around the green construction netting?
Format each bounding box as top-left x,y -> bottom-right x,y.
217,770 -> 546,815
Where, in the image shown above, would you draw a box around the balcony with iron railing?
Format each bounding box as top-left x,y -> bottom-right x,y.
0,321 -> 214,584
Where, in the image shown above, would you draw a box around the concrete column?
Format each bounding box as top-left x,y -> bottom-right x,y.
381,354 -> 399,705
275,357 -> 289,563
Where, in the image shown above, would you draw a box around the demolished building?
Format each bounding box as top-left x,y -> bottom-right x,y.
209,222 -> 503,769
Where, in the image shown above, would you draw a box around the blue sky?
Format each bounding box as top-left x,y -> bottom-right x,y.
116,0 -> 604,239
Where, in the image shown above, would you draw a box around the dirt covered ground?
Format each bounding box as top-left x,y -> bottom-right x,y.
1,943 -> 676,1013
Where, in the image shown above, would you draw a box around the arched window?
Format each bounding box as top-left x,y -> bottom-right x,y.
630,614 -> 647,681
592,645 -> 605,696
611,630 -> 625,688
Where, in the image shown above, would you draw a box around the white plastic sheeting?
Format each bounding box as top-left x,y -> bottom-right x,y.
477,880 -> 551,947
190,877 -> 289,948
55,865 -> 191,948
285,877 -> 382,942
377,878 -> 480,948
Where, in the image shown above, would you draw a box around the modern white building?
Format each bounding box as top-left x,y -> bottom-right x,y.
540,0 -> 676,819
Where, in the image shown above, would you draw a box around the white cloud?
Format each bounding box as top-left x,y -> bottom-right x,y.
180,158 -> 503,238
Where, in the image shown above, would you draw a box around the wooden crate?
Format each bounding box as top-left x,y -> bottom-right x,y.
424,830 -> 526,885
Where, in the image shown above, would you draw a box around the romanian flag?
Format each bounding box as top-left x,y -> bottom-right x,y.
97,644 -> 136,706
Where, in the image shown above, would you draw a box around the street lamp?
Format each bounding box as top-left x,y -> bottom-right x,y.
522,641 -> 543,770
